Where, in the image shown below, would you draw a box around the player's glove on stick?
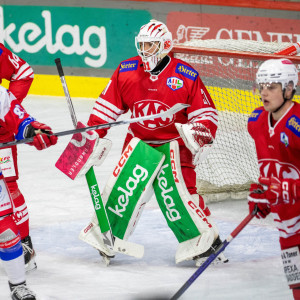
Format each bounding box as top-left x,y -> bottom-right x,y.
248,183 -> 271,219
25,121 -> 58,150
175,122 -> 213,164
259,177 -> 300,205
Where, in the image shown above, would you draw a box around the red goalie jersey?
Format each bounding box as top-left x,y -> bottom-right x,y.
88,55 -> 218,147
248,102 -> 300,250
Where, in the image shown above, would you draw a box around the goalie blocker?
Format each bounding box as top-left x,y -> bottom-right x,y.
80,137 -> 220,264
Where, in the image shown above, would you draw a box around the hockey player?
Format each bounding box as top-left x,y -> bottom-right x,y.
247,58 -> 300,300
59,20 -> 227,266
0,44 -> 37,272
0,86 -> 57,299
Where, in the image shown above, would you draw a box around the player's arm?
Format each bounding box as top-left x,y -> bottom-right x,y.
176,76 -> 218,163
88,67 -> 127,138
1,89 -> 57,150
0,44 -> 34,101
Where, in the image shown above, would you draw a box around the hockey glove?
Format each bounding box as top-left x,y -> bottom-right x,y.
248,183 -> 271,219
175,122 -> 214,164
25,121 -> 58,150
259,177 -> 300,206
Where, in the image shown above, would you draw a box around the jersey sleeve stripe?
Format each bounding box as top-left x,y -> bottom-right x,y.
93,103 -> 123,121
188,107 -> 218,120
189,111 -> 218,121
11,64 -> 34,80
272,213 -> 300,238
92,109 -> 116,123
192,115 -> 218,127
96,97 -> 125,115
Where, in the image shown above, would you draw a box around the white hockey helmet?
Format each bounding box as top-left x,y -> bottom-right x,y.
256,58 -> 298,90
135,19 -> 173,72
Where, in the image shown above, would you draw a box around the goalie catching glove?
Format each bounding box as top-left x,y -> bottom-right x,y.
175,122 -> 214,164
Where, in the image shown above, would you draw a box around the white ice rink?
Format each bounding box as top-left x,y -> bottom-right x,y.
0,96 -> 293,299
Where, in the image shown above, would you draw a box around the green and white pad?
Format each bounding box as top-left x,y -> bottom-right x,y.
80,137 -> 165,258
103,137 -> 165,241
153,141 -> 215,264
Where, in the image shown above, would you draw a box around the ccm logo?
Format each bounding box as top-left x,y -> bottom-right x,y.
170,149 -> 179,183
188,201 -> 212,228
113,145 -> 133,177
84,223 -> 94,234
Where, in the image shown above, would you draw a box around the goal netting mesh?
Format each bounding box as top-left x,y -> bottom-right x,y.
172,39 -> 300,202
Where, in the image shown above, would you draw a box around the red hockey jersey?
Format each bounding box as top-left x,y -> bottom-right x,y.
0,43 -> 34,101
88,56 -> 218,146
248,102 -> 300,249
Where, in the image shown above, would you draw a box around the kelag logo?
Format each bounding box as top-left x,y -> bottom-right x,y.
0,6 -> 151,69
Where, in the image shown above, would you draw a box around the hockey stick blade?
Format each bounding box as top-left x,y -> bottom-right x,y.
0,103 -> 189,148
170,206 -> 258,300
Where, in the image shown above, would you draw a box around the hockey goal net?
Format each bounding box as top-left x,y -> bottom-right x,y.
172,39 -> 300,202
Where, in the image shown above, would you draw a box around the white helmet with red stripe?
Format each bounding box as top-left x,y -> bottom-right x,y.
135,19 -> 173,72
256,58 -> 298,89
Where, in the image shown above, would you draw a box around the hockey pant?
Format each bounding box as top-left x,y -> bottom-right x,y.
0,143 -> 29,240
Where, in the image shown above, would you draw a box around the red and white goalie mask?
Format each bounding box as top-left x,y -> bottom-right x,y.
135,19 -> 173,72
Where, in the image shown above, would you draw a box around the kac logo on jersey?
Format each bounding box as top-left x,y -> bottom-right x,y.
258,159 -> 300,179
119,60 -> 139,73
132,100 -> 174,130
287,115 -> 300,137
248,109 -> 263,122
167,77 -> 183,91
280,132 -> 289,147
175,63 -> 198,81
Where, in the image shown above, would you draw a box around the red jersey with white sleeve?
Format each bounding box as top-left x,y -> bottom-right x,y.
0,86 -> 31,217
248,102 -> 300,250
88,55 -> 218,146
0,44 -> 34,102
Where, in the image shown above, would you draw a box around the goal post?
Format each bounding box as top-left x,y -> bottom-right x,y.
172,40 -> 300,202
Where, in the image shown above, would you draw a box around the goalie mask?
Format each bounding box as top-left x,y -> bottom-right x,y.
256,58 -> 298,102
135,20 -> 173,72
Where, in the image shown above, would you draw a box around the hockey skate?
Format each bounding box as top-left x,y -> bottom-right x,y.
98,250 -> 115,266
9,281 -> 36,300
21,236 -> 37,272
193,236 -> 229,267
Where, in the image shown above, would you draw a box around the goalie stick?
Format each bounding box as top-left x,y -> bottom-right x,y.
0,102 -> 189,149
170,205 -> 258,300
54,58 -> 115,258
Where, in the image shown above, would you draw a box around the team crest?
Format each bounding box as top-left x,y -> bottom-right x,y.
167,77 -> 183,91
280,132 -> 289,147
132,100 -> 174,130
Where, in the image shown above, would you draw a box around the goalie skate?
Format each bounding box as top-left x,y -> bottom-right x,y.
193,236 -> 229,267
98,250 -> 115,266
